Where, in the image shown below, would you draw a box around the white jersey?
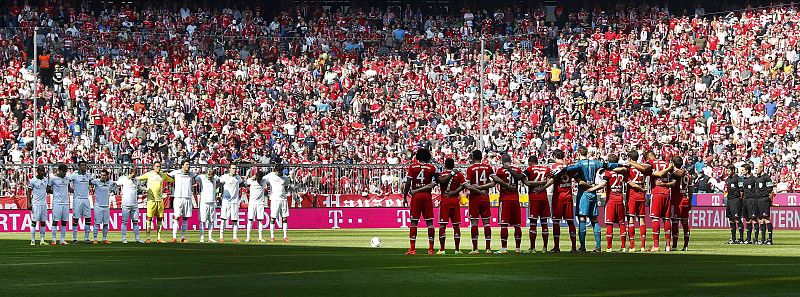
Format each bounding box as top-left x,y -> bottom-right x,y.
219,174 -> 243,201
196,175 -> 219,204
170,169 -> 196,198
91,179 -> 116,207
69,172 -> 94,200
246,178 -> 266,204
264,172 -> 289,201
48,175 -> 70,205
28,177 -> 49,206
115,176 -> 139,207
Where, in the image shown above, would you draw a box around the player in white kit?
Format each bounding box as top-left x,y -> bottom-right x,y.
264,164 -> 292,242
27,166 -> 49,246
48,164 -> 71,245
196,168 -> 220,243
169,161 -> 197,243
90,170 -> 117,244
219,164 -> 245,243
245,171 -> 267,242
69,161 -> 95,244
116,169 -> 142,243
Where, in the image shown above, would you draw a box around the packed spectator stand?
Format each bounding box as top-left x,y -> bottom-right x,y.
2,0 -> 800,194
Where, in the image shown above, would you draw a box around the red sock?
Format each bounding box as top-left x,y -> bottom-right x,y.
682,219 -> 690,248
514,226 -> 522,249
639,225 -> 647,249
567,221 -> 577,250
409,226 -> 418,251
438,227 -> 446,251
471,225 -> 478,251
454,226 -> 461,250
427,227 -> 435,251
529,227 -> 537,250
606,225 -> 613,249
651,220 -> 660,248
552,222 -> 561,250
619,222 -> 627,249
542,224 -> 549,250
500,226 -> 509,249
628,224 -> 636,249
484,226 -> 492,250
663,219 -> 671,248
671,220 -> 679,249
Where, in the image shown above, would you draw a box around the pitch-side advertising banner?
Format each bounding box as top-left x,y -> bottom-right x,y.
2,206 -> 800,232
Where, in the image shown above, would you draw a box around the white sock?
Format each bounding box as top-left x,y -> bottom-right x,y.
172,218 -> 179,238
247,220 -> 252,239
233,223 -> 239,239
121,220 -> 128,240
258,221 -> 264,238
84,220 -> 91,239
181,220 -> 188,239
219,220 -> 225,239
102,224 -> 108,240
269,220 -> 275,238
282,220 -> 288,239
133,221 -> 140,241
207,222 -> 214,239
93,224 -> 99,240
52,223 -> 58,241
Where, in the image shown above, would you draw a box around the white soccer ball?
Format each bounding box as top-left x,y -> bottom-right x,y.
370,237 -> 382,248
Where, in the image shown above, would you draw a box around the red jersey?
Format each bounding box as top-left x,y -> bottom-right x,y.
551,163 -> 574,200
648,159 -> 671,195
466,163 -> 494,201
604,170 -> 627,203
672,170 -> 691,199
525,165 -> 551,201
494,166 -> 522,201
440,170 -> 465,208
627,166 -> 649,201
406,163 -> 437,198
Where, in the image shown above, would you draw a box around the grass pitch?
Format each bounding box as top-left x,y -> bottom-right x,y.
2,229 -> 800,296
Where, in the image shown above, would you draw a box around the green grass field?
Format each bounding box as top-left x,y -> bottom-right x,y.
2,229 -> 800,296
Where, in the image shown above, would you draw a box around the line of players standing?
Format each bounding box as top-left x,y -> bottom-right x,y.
724,163 -> 775,245
402,146 -> 708,255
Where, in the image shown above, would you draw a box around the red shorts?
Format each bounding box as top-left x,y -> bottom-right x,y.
675,197 -> 691,219
649,192 -> 670,219
438,205 -> 462,224
627,191 -> 647,217
669,195 -> 683,219
528,199 -> 551,219
410,196 -> 434,220
499,201 -> 521,225
552,197 -> 574,220
604,200 -> 625,224
468,199 -> 491,219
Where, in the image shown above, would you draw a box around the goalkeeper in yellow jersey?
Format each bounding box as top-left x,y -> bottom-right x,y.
136,162 -> 174,243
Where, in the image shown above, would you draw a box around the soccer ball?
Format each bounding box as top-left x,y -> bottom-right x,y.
370,237 -> 381,248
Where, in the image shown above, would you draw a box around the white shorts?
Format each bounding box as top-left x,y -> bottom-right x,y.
94,207 -> 110,224
173,197 -> 193,218
200,203 -> 216,224
270,199 -> 289,220
220,200 -> 240,221
121,206 -> 140,222
52,204 -> 70,221
73,199 -> 92,218
248,203 -> 265,221
31,205 -> 48,222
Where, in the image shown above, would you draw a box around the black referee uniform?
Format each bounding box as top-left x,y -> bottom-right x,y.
742,175 -> 759,243
755,173 -> 774,244
725,174 -> 743,243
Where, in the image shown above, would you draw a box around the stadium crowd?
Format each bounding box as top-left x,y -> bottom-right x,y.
2,1 -> 800,192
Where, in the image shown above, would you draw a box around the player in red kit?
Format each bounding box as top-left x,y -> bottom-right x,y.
599,154 -> 628,252
669,156 -> 693,251
523,155 -> 551,253
436,158 -> 466,255
464,150 -> 495,255
402,149 -> 438,255
491,154 -> 525,254
645,150 -> 675,252
625,150 -> 653,252
534,149 -> 577,253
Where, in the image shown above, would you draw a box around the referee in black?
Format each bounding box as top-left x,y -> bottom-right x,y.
741,164 -> 759,244
725,166 -> 744,244
754,164 -> 774,245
